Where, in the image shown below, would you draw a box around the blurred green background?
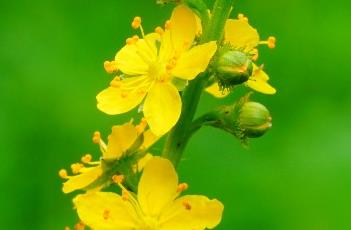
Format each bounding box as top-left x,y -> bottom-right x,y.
1,0 -> 350,229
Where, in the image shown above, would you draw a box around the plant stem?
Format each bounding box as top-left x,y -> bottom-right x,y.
162,0 -> 235,167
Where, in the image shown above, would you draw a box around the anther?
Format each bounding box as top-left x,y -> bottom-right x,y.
126,37 -> 135,45
74,222 -> 85,230
182,201 -> 192,210
131,16 -> 142,29
112,174 -> 125,184
135,118 -> 148,134
81,154 -> 92,164
165,20 -> 172,30
104,61 -> 118,74
155,26 -> 164,35
103,209 -> 110,220
71,163 -> 84,174
92,131 -> 101,144
121,92 -> 128,98
177,183 -> 189,192
59,169 -> 68,179
251,48 -> 259,61
122,190 -> 129,201
238,13 -> 248,22
132,35 -> 139,43
64,227 -> 70,230
267,36 -> 276,49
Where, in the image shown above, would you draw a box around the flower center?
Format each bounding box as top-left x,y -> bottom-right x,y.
148,62 -> 169,82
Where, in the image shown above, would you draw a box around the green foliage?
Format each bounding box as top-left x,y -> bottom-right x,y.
1,0 -> 351,229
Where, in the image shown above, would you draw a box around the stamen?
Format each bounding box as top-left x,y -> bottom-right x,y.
92,131 -> 101,144
122,190 -> 129,201
251,48 -> 259,61
110,77 -> 122,88
155,26 -> 164,35
64,227 -> 70,230
74,222 -> 85,230
131,16 -> 142,29
81,154 -> 92,164
135,118 -> 148,134
112,174 -> 125,184
267,36 -> 276,49
121,92 -> 128,98
104,61 -> 118,74
182,201 -> 192,210
103,209 -> 110,220
126,37 -> 136,45
177,183 -> 189,192
165,20 -> 172,30
238,13 -> 248,22
58,169 -> 68,179
71,163 -> 84,174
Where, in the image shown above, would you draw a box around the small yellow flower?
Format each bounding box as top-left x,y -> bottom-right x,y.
59,121 -> 157,193
97,5 -> 217,136
74,157 -> 224,230
224,16 -> 276,95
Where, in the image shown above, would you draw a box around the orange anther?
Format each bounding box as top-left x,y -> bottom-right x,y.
59,169 -> 68,179
112,174 -> 125,184
182,201 -> 192,210
81,154 -> 92,164
103,209 -> 110,220
165,20 -> 172,30
92,131 -> 101,144
132,16 -> 142,29
71,163 -> 84,174
122,190 -> 129,201
177,183 -> 189,192
104,61 -> 118,74
155,26 -> 164,35
267,36 -> 276,49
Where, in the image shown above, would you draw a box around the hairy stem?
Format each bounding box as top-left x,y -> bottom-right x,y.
162,0 -> 235,167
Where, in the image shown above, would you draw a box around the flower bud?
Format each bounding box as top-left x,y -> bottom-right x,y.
215,50 -> 253,88
238,102 -> 272,138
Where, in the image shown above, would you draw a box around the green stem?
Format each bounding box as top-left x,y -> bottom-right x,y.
162,0 -> 234,167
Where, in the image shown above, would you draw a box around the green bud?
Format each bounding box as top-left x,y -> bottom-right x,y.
238,102 -> 272,138
215,50 -> 253,88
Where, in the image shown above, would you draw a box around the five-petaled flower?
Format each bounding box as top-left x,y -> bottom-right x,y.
74,157 -> 224,230
59,121 -> 156,193
97,5 -> 217,136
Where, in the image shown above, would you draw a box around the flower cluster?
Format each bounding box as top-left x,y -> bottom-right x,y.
60,1 -> 277,229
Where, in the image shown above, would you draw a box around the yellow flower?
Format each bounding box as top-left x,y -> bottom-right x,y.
59,121 -> 157,193
224,16 -> 276,95
205,14 -> 276,97
97,5 -> 217,136
74,157 -> 224,230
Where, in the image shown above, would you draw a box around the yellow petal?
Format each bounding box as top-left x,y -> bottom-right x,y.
141,130 -> 158,150
143,82 -> 181,136
160,195 -> 224,230
104,123 -> 138,160
116,33 -> 159,75
74,192 -> 138,230
225,19 -> 260,51
172,41 -> 217,80
134,153 -> 153,173
170,5 -> 197,52
96,76 -> 149,115
62,166 -> 103,194
138,157 -> 178,217
246,65 -> 276,94
159,30 -> 174,63
205,82 -> 230,98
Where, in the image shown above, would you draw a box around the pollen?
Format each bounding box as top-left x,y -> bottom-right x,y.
112,174 -> 125,184
92,131 -> 101,144
59,169 -> 68,179
267,36 -> 276,49
121,92 -> 128,98
155,26 -> 164,35
126,37 -> 136,45
81,154 -> 92,164
182,201 -> 192,210
238,13 -> 248,22
104,60 -> 118,74
131,16 -> 142,29
103,209 -> 110,220
177,183 -> 189,192
71,163 -> 84,174
165,20 -> 172,30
